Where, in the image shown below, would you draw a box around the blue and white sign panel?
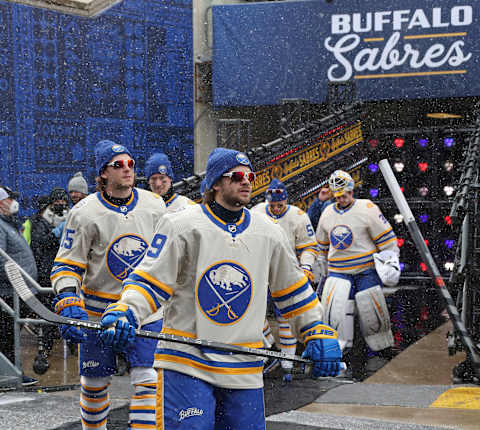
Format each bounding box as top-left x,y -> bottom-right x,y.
212,0 -> 479,106
0,0 -> 193,215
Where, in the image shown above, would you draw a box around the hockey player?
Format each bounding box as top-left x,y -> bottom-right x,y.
50,140 -> 166,430
316,170 -> 400,379
252,179 -> 319,379
145,152 -> 194,211
100,148 -> 342,429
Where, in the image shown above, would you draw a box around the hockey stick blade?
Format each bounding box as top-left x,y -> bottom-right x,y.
4,258 -> 314,365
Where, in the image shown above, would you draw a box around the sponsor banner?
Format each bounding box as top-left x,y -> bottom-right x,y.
213,0 -> 479,106
251,122 -> 363,197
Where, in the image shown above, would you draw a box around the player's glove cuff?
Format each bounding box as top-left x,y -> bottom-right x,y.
103,303 -> 138,328
301,322 -> 338,344
53,292 -> 85,315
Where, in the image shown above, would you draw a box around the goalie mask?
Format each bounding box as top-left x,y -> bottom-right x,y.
373,250 -> 401,287
329,170 -> 354,197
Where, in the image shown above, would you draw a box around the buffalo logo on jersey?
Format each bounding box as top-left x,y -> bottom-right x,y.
330,225 -> 353,250
106,234 -> 148,281
196,261 -> 252,325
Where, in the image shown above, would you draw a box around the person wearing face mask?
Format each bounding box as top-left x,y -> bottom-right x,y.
47,187 -> 70,227
0,186 -> 39,386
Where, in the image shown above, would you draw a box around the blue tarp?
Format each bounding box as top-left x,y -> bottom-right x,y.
0,0 -> 193,215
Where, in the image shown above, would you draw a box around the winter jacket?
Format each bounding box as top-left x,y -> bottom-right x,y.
28,213 -> 60,289
0,214 -> 37,298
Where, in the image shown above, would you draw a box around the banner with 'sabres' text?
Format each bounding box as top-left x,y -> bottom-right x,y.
212,0 -> 479,106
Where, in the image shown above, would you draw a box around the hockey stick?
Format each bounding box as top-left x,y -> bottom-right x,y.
379,159 -> 480,377
1,252 -> 313,365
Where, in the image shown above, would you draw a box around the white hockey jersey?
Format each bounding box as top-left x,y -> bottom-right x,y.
252,202 -> 319,267
119,203 -> 331,389
51,188 -> 166,325
164,193 -> 195,213
316,199 -> 398,275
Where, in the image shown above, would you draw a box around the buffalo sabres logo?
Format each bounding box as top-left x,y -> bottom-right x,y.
330,225 -> 353,250
236,153 -> 250,166
111,144 -> 126,153
158,165 -> 168,174
106,234 -> 148,281
197,261 -> 252,325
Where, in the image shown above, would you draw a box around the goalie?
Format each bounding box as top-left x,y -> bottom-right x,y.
316,170 -> 400,379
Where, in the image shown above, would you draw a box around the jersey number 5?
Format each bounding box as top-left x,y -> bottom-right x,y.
147,233 -> 167,258
61,229 -> 75,249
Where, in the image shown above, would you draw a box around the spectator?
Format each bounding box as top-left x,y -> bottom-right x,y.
0,186 -> 39,386
67,172 -> 88,205
23,191 -> 67,359
307,187 -> 333,232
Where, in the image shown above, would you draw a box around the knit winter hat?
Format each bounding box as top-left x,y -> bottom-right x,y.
67,172 -> 88,195
200,178 -> 207,195
265,178 -> 288,202
94,140 -> 133,174
145,153 -> 174,180
49,187 -> 68,204
205,148 -> 253,190
36,195 -> 50,212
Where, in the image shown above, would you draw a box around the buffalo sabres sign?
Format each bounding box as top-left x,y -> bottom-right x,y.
106,234 -> 148,281
330,225 -> 353,250
197,261 -> 252,325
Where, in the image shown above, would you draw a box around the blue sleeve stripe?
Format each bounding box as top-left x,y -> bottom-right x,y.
137,283 -> 162,310
374,229 -> 394,243
51,264 -> 85,276
128,274 -> 171,301
375,232 -> 397,245
272,282 -> 310,303
279,292 -> 317,315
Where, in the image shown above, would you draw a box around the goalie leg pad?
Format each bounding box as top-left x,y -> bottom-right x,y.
80,375 -> 111,430
355,284 -> 394,351
320,274 -> 354,351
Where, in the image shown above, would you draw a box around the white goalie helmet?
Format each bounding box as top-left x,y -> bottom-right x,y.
328,170 -> 354,197
373,250 -> 401,287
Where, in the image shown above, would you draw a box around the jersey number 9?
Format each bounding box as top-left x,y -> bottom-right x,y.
147,233 -> 167,258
